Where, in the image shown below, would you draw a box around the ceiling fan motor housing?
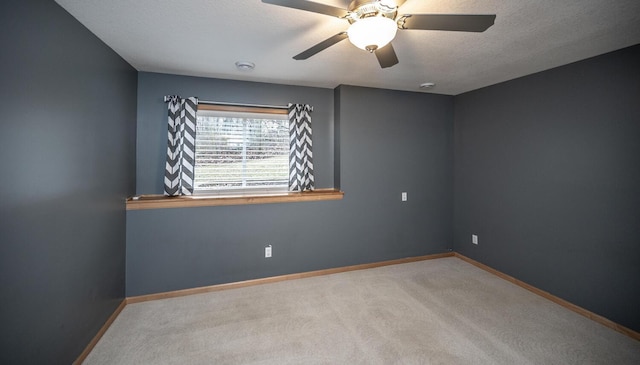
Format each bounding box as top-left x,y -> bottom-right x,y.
347,0 -> 398,23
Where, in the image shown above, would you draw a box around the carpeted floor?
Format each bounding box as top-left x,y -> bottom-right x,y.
84,257 -> 640,364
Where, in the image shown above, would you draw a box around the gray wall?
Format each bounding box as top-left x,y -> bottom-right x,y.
127,81 -> 453,296
453,44 -> 640,332
0,1 -> 137,363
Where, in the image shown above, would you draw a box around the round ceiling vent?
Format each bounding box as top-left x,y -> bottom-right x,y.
235,61 -> 255,71
419,82 -> 436,90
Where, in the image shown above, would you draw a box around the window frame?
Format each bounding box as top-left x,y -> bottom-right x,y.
193,103 -> 290,195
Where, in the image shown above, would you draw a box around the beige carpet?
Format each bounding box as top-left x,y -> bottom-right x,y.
84,258 -> 640,364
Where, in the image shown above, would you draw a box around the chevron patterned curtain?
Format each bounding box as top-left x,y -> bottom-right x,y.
164,95 -> 198,196
288,103 -> 314,192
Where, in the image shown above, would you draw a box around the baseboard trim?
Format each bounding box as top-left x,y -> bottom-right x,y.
454,253 -> 640,342
73,299 -> 127,365
75,251 -> 639,363
126,252 -> 455,304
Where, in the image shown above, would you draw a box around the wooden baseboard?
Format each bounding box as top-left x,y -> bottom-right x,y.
73,299 -> 127,365
126,252 -> 455,304
74,251 -> 638,363
454,253 -> 640,342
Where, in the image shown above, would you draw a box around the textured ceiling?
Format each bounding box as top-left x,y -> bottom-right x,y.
54,0 -> 640,95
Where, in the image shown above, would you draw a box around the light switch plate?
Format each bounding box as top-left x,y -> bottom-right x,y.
265,245 -> 272,258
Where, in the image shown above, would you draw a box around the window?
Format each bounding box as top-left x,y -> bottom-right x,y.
194,105 -> 289,193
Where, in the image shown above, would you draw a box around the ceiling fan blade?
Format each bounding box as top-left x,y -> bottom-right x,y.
375,43 -> 399,68
293,32 -> 348,60
261,0 -> 349,18
398,14 -> 496,32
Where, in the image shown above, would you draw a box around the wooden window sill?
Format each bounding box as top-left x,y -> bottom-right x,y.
126,188 -> 344,210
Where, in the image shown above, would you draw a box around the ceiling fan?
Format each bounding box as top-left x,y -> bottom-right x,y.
262,0 -> 496,68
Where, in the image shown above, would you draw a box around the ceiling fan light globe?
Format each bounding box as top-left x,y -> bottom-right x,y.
347,16 -> 398,51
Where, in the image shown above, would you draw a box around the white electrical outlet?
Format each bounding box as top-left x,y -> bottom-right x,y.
402,192 -> 408,201
265,245 -> 272,258
472,235 -> 478,245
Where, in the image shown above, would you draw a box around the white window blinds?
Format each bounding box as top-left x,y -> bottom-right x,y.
194,109 -> 289,192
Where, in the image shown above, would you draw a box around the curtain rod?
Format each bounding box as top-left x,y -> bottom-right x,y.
163,96 -> 288,110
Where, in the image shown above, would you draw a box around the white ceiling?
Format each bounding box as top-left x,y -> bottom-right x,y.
55,0 -> 640,95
